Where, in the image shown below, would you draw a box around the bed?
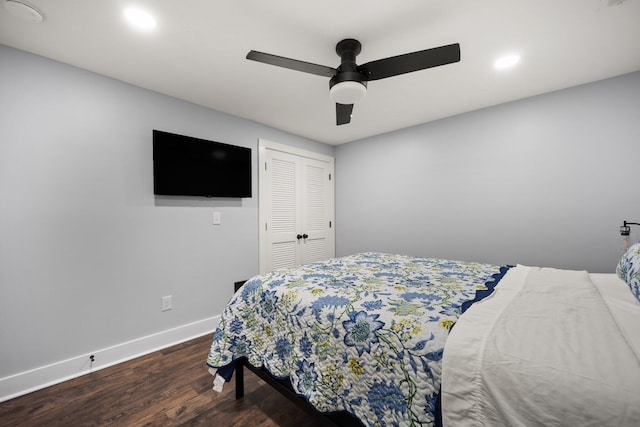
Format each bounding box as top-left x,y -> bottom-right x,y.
206,247 -> 640,426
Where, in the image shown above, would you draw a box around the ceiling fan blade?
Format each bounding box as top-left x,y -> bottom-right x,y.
246,50 -> 337,78
336,103 -> 353,125
359,43 -> 460,81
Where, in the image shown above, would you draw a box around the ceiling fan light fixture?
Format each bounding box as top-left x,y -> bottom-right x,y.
329,81 -> 367,105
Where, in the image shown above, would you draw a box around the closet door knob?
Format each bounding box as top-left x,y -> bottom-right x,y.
302,234 -> 309,239
296,234 -> 303,240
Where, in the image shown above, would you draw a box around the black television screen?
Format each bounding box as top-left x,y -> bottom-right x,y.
153,130 -> 252,198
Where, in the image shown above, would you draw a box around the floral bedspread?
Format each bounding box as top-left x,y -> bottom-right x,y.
207,253 -> 509,426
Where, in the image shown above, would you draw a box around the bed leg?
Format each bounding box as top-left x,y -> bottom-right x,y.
235,360 -> 244,399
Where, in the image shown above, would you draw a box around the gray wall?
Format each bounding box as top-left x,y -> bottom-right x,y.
0,44 -> 333,379
336,71 -> 640,273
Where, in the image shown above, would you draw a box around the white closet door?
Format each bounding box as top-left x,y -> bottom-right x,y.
259,140 -> 334,274
265,149 -> 301,270
300,157 -> 333,265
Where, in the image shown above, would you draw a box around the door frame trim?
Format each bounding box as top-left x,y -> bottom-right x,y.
258,139 -> 334,163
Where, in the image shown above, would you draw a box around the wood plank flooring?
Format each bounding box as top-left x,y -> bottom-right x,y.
0,334 -> 330,426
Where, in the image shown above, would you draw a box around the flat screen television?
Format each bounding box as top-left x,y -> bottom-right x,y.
153,130 -> 252,198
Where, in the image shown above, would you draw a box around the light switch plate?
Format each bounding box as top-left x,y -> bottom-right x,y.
161,295 -> 172,311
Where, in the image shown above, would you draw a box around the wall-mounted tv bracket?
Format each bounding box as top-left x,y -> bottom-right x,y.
620,220 -> 640,236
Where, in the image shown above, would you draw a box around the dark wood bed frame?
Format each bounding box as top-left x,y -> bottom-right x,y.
233,280 -> 364,427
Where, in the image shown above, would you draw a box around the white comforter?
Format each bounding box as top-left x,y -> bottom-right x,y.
442,265 -> 640,426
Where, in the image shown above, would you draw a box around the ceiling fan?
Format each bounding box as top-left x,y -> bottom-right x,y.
246,39 -> 461,126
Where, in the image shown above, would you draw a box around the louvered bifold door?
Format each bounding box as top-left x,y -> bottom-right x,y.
259,140 -> 335,274
300,157 -> 334,265
264,150 -> 301,271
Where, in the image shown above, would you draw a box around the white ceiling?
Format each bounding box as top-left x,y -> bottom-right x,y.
1,0 -> 639,145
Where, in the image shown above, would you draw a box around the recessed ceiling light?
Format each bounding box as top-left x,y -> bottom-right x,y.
123,7 -> 157,31
494,54 -> 520,70
4,0 -> 43,23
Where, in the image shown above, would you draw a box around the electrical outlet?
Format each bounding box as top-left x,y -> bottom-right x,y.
161,295 -> 173,311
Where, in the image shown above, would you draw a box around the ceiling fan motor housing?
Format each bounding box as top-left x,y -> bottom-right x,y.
329,39 -> 367,103
329,71 -> 367,89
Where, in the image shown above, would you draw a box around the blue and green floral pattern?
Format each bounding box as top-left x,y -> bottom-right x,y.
207,253 -> 509,426
617,242 -> 640,303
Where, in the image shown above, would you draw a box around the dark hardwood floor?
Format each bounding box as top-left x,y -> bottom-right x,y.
0,334 -> 330,426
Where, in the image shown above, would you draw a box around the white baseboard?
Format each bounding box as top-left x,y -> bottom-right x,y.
0,315 -> 220,403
